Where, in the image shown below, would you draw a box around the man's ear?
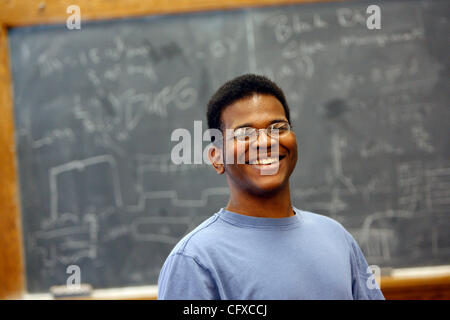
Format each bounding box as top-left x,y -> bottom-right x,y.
208,145 -> 225,174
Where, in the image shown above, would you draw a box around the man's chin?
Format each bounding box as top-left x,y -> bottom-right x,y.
225,162 -> 292,196
246,175 -> 289,197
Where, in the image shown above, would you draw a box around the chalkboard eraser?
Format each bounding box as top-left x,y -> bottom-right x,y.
50,284 -> 93,299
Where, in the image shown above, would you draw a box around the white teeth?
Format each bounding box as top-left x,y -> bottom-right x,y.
254,157 -> 278,165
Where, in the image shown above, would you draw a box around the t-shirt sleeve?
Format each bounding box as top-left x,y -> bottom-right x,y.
345,231 -> 385,300
158,252 -> 219,300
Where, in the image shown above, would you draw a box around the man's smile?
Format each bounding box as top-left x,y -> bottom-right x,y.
245,154 -> 287,165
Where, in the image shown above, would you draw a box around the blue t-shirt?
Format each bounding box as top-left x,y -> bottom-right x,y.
158,207 -> 385,300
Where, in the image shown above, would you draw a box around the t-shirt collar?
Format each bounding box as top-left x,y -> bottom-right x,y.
217,207 -> 302,229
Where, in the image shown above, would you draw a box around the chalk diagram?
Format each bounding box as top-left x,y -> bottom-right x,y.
129,154 -> 229,211
293,131 -> 450,263
30,153 -> 228,267
293,134 -> 358,219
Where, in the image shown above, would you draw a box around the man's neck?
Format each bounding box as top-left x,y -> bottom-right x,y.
225,183 -> 294,218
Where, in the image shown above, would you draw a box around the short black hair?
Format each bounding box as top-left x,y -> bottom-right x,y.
206,74 -> 291,131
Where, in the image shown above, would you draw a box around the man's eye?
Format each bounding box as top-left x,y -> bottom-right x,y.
274,123 -> 288,129
235,128 -> 254,141
270,123 -> 290,135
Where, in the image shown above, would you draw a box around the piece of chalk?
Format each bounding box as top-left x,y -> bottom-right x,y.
50,284 -> 93,299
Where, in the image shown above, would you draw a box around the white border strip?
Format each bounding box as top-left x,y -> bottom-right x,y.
390,265 -> 450,279
22,285 -> 158,300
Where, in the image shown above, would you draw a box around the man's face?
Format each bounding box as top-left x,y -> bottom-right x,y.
219,94 -> 298,196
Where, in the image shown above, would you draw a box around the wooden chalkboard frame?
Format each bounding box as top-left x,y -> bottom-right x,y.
0,0 -> 448,300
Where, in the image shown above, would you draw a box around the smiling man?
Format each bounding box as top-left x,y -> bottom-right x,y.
157,74 -> 384,300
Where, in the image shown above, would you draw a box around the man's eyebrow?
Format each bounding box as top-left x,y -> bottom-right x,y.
233,123 -> 253,130
269,119 -> 289,125
233,119 -> 288,130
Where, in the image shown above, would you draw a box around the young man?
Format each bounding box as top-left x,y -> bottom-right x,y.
158,74 -> 384,300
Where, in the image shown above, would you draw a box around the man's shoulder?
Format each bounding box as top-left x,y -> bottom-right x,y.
295,207 -> 352,239
296,207 -> 340,225
168,212 -> 222,258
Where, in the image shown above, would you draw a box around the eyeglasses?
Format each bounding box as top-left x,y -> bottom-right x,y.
232,122 -> 292,141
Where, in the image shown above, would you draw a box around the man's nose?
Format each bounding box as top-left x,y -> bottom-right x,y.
257,129 -> 269,145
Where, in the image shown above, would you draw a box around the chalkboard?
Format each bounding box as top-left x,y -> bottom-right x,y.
9,0 -> 450,293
